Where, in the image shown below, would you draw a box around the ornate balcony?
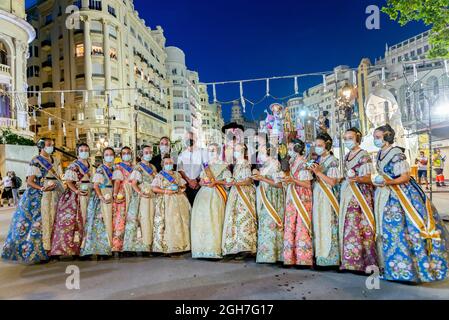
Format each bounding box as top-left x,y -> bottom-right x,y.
0,63 -> 11,77
41,39 -> 51,51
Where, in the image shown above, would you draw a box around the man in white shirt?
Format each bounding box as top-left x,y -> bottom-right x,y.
177,132 -> 208,205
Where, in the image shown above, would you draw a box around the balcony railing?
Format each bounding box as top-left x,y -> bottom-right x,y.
41,39 -> 51,50
43,81 -> 53,89
0,117 -> 17,128
42,60 -> 52,69
0,64 -> 11,75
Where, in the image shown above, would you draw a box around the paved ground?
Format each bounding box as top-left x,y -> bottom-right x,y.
0,194 -> 448,300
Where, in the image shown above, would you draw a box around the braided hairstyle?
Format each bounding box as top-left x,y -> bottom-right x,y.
316,132 -> 333,151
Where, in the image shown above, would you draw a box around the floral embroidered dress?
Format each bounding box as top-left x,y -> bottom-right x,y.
222,160 -> 257,256
1,156 -> 61,263
123,162 -> 157,252
81,164 -> 114,256
50,160 -> 91,256
283,155 -> 313,266
256,159 -> 285,264
339,149 -> 377,272
191,162 -> 231,259
312,154 -> 342,267
112,162 -> 134,252
151,171 -> 191,254
375,146 -> 449,283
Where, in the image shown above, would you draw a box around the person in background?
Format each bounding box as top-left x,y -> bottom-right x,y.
191,143 -> 231,259
338,127 -> 377,273
50,143 -> 92,258
177,132 -> 208,205
123,145 -> 157,254
222,144 -> 257,259
433,149 -> 446,187
1,171 -> 13,207
373,124 -> 448,283
416,151 -> 429,190
151,137 -> 173,172
112,146 -> 134,257
81,147 -> 115,258
10,171 -> 21,207
151,155 -> 191,255
309,132 -> 342,268
1,138 -> 61,263
0,173 -> 3,207
282,139 -> 314,267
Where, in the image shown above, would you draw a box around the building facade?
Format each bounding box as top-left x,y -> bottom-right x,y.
286,97 -> 315,143
26,0 -> 170,157
0,0 -> 35,139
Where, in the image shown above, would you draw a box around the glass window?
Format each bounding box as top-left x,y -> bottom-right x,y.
75,43 -> 84,57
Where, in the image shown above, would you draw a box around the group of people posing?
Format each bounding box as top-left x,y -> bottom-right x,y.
1,124 -> 449,284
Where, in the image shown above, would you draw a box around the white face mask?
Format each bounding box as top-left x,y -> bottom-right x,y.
44,146 -> 54,155
234,152 -> 242,160
122,154 -> 132,162
104,156 -> 114,163
79,151 -> 90,160
164,164 -> 173,171
142,154 -> 152,162
159,145 -> 170,155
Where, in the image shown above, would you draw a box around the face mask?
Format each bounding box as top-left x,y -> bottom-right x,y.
234,152 -> 242,160
208,151 -> 218,159
159,145 -> 170,155
374,138 -> 385,149
122,154 -> 132,162
79,152 -> 90,160
104,156 -> 114,163
315,146 -> 325,156
344,140 -> 356,150
184,139 -> 194,147
258,154 -> 267,163
143,154 -> 152,162
44,146 -> 54,155
164,164 -> 173,171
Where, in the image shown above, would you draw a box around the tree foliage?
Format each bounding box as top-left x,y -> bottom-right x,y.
0,129 -> 35,146
382,0 -> 449,58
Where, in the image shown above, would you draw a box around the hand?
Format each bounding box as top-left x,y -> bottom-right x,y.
77,190 -> 88,196
188,179 -> 199,189
282,176 -> 294,184
113,196 -> 125,203
348,176 -> 360,183
251,175 -> 262,181
139,192 -> 150,198
100,197 -> 112,204
309,163 -> 321,174
207,181 -> 217,188
225,181 -> 235,187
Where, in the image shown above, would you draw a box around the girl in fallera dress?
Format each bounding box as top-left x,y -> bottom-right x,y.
50,144 -> 92,257
191,144 -> 231,259
123,145 -> 157,253
282,139 -> 314,267
252,145 -> 285,264
373,124 -> 449,283
339,128 -> 377,273
309,133 -> 342,267
112,146 -> 134,256
151,156 -> 191,255
1,138 -> 62,264
81,148 -> 115,258
222,144 -> 257,259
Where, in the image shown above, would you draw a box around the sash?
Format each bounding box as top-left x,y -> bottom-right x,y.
203,163 -> 228,204
289,184 -> 312,235
260,183 -> 282,227
75,160 -> 90,176
160,170 -> 176,184
35,156 -> 62,184
349,182 -> 376,237
139,162 -> 154,176
102,165 -> 113,181
118,162 -> 133,174
236,185 -> 257,222
383,174 -> 440,254
317,179 -> 340,216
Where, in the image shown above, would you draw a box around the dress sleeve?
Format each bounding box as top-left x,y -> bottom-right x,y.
112,169 -> 124,181
63,167 -> 79,182
327,159 -> 342,179
129,170 -> 142,182
392,153 -> 411,176
27,164 -> 41,178
151,174 -> 163,188
358,154 -> 374,177
92,173 -> 104,184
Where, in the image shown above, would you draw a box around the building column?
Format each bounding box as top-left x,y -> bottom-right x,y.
102,19 -> 111,91
83,17 -> 93,91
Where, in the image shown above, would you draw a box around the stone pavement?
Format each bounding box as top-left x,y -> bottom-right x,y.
0,197 -> 448,300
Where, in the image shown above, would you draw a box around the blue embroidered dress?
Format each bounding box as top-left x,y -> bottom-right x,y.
1,156 -> 51,263
375,146 -> 449,283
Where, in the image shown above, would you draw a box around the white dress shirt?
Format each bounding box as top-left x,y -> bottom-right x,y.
177,147 -> 209,180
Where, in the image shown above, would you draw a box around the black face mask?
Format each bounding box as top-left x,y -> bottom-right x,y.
187,139 -> 194,147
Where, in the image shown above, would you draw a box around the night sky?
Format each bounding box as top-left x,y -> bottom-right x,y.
26,0 -> 428,122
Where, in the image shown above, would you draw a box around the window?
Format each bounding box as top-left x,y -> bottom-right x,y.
109,25 -> 117,38
75,43 -> 84,57
109,47 -> 117,60
45,14 -> 53,25
92,63 -> 104,76
424,45 -> 429,52
114,134 -> 122,148
108,5 -> 116,17
91,20 -> 103,33
89,0 -> 102,11
91,43 -> 104,56
130,27 -> 135,37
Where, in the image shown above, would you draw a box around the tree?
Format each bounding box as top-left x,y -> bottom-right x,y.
0,129 -> 35,146
382,0 -> 449,58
